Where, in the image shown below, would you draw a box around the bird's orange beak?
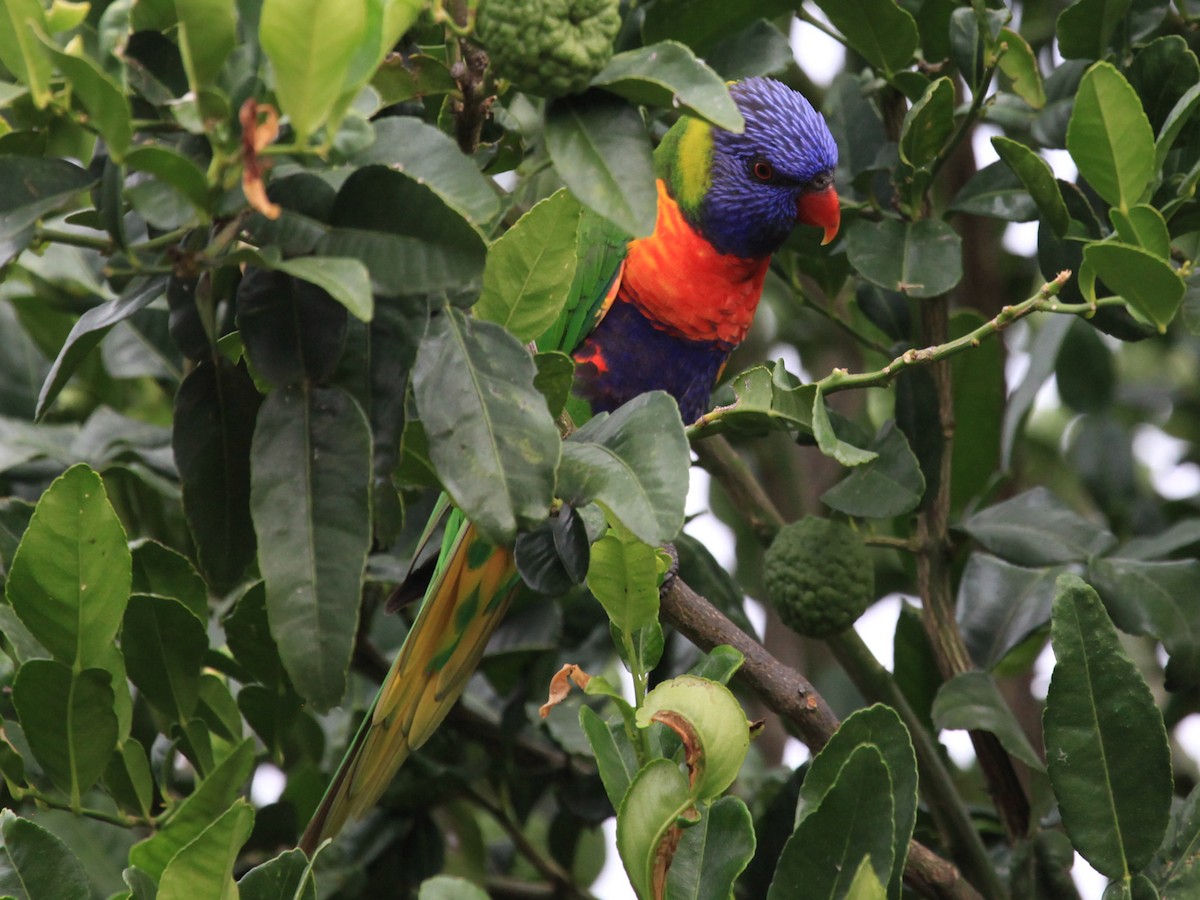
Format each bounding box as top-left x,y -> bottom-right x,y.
797,186 -> 840,245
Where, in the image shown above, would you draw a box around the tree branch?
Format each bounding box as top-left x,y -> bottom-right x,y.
660,576 -> 986,900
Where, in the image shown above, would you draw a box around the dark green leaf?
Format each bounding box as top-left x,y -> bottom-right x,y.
417,876 -> 488,900
811,0 -> 919,76
845,218 -> 963,298
1128,35 -> 1200,135
591,41 -> 743,131
948,310 -> 1002,513
1148,783 -> 1200,896
412,306 -> 559,544
352,117 -> 499,225
35,31 -> 132,160
640,0 -> 794,53
1056,0 -> 1132,61
706,20 -> 793,80
370,53 -> 458,108
36,276 -> 167,418
949,160 -> 1039,221
6,464 -> 130,667
122,595 -> 208,722
962,487 -> 1116,566
222,583 -> 286,688
1001,315 -> 1072,468
932,672 -> 1044,770
125,146 -> 209,213
268,255 -> 373,323
1067,62 -> 1156,211
790,706 -> 915,899
1056,317 -> 1114,413
173,358 -> 261,593
770,744 -> 895,900
688,362 -> 816,440
957,553 -> 1062,670
1155,82 -> 1200,170
997,27 -> 1046,109
1044,575 -> 1172,878
821,421 -> 925,518
104,739 -> 154,820
545,93 -> 656,238
130,540 -> 208,621
250,384 -> 371,711
1119,520 -> 1200,561
475,189 -> 583,343
322,166 -> 486,296
12,661 -> 118,804
236,267 -> 348,387
668,796 -> 756,900
812,389 -> 877,467
579,706 -> 638,810
0,811 -> 90,900
533,351 -> 575,420
559,392 -> 689,546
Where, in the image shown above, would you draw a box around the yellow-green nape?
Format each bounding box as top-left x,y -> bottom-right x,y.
656,116 -> 712,216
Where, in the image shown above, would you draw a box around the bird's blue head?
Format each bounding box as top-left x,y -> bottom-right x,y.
656,77 -> 840,259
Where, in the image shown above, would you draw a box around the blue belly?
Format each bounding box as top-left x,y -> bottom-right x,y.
571,299 -> 729,424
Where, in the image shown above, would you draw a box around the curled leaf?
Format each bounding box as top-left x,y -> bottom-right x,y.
240,99 -> 282,220
539,663 -> 593,718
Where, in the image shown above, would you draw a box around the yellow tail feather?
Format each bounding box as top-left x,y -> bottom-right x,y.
299,523 -> 518,853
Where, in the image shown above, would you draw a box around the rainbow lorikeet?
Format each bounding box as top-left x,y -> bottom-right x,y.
300,76 -> 839,851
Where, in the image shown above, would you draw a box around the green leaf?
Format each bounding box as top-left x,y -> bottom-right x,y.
6,464 -> 130,667
259,0 -> 365,143
352,116 -> 500,225
533,351 -> 575,419
991,136 -> 1070,236
12,661 -> 118,806
104,739 -> 154,819
1109,205 -> 1170,260
131,540 -> 209,621
769,745 -> 895,900
956,553 -> 1063,670
899,77 -> 955,171
545,94 -> 656,238
962,487 -> 1116,566
1083,242 -> 1184,331
175,0 -> 236,89
640,0 -> 794,52
122,595 -> 208,722
129,739 -> 255,880
845,857 -> 888,900
321,166 -> 487,296
1087,558 -> 1200,689
586,530 -> 660,636
948,160 -> 1039,221
34,31 -> 132,161
932,672 -> 1044,770
37,277 -> 167,418
667,796 -> 756,900
998,27 -> 1046,108
688,362 -> 816,440
1149,783 -> 1200,896
591,41 -> 743,131
158,800 -> 253,900
821,421 -> 925,518
1055,317 -> 1114,413
637,676 -> 749,801
791,706 -> 916,900
1067,62 -> 1156,212
1155,82 -> 1200,170
845,218 -> 963,298
250,384 -> 371,711
703,20 -> 793,80
810,0 -> 919,77
370,52 -> 458,107
616,757 -> 695,900
475,189 -> 583,342
412,306 -> 559,544
949,310 -> 1004,513
0,157 -> 94,265
0,0 -> 52,107
812,389 -> 877,467
558,391 -> 690,546
1056,0 -> 1132,61
1044,574 -> 1172,878
269,255 -> 373,323
173,359 -> 261,593
0,811 -> 90,900
124,146 -> 209,214
237,848 -> 317,900
417,876 -> 488,900
579,706 -> 639,810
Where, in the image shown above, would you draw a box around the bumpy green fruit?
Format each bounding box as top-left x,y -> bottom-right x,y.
763,517 -> 874,638
477,0 -> 621,99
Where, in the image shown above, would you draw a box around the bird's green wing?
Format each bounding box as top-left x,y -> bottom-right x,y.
300,204 -> 633,854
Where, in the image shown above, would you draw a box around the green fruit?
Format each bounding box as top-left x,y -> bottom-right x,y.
763,517 -> 874,639
477,0 -> 621,99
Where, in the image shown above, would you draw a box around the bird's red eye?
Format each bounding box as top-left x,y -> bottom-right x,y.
752,160 -> 774,182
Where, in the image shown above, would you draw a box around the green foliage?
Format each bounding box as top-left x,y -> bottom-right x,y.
2,1 -> 1200,898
